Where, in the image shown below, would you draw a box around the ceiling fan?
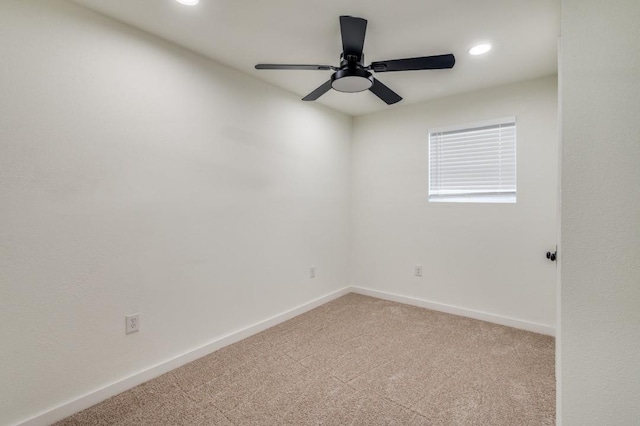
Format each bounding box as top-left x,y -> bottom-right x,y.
255,16 -> 455,105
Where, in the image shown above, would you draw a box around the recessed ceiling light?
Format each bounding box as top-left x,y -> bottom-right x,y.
468,44 -> 492,55
176,0 -> 199,5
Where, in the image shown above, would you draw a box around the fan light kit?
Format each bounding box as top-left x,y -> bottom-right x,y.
468,44 -> 492,55
255,16 -> 456,105
175,0 -> 199,5
331,68 -> 373,93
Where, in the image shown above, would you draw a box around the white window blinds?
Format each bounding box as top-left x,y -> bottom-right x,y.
429,117 -> 517,203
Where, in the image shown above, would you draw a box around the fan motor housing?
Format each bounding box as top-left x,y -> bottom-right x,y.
331,68 -> 374,93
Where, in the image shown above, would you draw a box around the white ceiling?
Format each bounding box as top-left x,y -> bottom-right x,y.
72,0 -> 560,116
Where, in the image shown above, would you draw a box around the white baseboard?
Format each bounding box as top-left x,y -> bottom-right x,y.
17,284 -> 554,425
349,286 -> 556,337
16,287 -> 351,426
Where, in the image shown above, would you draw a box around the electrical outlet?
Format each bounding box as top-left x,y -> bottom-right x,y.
310,266 -> 316,279
125,314 -> 140,334
415,265 -> 423,277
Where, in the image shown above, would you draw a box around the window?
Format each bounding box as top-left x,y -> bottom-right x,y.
429,117 -> 516,203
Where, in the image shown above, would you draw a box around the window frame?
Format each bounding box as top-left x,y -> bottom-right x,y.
428,116 -> 517,204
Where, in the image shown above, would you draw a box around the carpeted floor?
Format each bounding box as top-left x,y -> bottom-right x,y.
56,293 -> 555,425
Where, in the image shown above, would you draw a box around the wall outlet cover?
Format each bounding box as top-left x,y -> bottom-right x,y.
415,265 -> 423,277
126,314 -> 140,334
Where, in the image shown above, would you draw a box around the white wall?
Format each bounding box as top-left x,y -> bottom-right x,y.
351,76 -> 558,329
559,0 -> 640,424
0,1 -> 351,424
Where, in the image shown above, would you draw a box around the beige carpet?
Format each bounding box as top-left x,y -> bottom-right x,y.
56,294 -> 555,425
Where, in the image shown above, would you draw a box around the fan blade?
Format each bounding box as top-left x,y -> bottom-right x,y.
371,54 -> 455,72
302,80 -> 333,101
369,78 -> 402,105
340,16 -> 367,59
256,64 -> 335,71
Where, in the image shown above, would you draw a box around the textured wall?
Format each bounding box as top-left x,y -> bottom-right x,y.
351,76 -> 558,328
559,0 -> 640,424
0,1 -> 351,424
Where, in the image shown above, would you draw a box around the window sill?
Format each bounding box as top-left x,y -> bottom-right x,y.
428,195 -> 516,204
